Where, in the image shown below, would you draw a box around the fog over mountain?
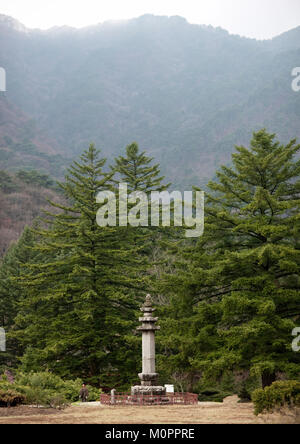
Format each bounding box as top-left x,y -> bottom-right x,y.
1,13 -> 300,188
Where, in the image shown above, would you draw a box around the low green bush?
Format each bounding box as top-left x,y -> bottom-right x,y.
252,380 -> 300,415
0,389 -> 26,407
15,371 -> 100,403
0,371 -> 101,408
22,386 -> 68,409
194,383 -> 232,402
198,389 -> 232,403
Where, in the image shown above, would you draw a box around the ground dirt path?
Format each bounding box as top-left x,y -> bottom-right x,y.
0,396 -> 298,424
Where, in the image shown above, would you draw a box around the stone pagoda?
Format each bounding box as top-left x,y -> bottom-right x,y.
131,294 -> 166,396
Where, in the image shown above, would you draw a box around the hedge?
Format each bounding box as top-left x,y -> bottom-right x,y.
252,380 -> 300,415
0,389 -> 26,407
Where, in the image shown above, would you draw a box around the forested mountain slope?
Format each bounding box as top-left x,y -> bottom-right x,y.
0,14 -> 300,188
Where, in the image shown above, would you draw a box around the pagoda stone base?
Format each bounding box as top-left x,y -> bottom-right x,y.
138,373 -> 159,386
131,385 -> 166,396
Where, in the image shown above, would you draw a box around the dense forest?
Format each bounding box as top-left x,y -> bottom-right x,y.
0,129 -> 299,402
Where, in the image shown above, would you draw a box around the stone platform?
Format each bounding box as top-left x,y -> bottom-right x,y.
131,385 -> 166,396
100,392 -> 198,406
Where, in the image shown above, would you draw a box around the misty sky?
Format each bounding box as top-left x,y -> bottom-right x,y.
1,0 -> 300,40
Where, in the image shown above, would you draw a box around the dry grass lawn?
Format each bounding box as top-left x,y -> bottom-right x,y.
0,396 -> 298,424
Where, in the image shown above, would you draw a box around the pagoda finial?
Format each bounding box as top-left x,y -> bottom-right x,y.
144,294 -> 152,307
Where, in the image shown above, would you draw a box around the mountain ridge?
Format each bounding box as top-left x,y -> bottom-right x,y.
1,12 -> 300,42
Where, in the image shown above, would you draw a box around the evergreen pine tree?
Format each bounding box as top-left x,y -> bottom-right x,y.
0,226 -> 38,370
13,145 -> 143,386
113,142 -> 169,193
160,130 -> 300,388
112,142 -> 173,286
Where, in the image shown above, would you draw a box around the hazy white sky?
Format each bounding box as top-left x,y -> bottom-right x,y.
1,0 -> 300,40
